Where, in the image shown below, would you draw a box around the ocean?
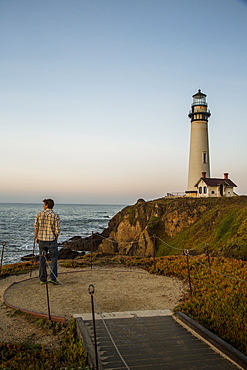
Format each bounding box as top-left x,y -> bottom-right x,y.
0,203 -> 125,265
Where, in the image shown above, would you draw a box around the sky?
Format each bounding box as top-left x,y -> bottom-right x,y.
0,0 -> 247,205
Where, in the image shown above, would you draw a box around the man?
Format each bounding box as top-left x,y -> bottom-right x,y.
34,198 -> 60,284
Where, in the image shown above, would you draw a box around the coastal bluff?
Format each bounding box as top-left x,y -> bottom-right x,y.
61,196 -> 247,260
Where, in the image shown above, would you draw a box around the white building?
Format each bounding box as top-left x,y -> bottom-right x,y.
186,90 -> 237,197
194,172 -> 237,198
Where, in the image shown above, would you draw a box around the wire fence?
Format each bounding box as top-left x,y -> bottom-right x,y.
1,233 -> 247,283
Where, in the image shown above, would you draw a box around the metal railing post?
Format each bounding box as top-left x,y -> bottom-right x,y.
88,284 -> 98,370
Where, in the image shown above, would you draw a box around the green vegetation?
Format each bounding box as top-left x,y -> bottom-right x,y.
127,204 -> 138,226
147,255 -> 247,355
62,253 -> 247,356
147,216 -> 160,229
154,197 -> 247,260
0,318 -> 88,370
0,261 -> 39,278
114,197 -> 247,260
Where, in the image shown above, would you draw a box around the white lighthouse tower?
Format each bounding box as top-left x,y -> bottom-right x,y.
186,89 -> 211,196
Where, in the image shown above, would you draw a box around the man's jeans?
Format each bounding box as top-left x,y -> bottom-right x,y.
39,239 -> 58,282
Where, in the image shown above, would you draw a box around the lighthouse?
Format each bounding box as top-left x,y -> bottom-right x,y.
186,90 -> 211,196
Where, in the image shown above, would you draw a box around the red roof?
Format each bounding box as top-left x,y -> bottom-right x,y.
195,178 -> 237,187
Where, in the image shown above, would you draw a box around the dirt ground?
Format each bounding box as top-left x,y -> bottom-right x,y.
0,264 -> 185,349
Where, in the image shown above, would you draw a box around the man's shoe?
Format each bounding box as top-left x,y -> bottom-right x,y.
40,281 -> 46,285
48,279 -> 58,285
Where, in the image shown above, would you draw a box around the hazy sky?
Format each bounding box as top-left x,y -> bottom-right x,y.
1,0 -> 247,205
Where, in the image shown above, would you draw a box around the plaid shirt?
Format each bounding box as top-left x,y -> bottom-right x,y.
34,209 -> 60,241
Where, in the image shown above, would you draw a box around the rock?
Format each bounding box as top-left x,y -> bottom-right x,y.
60,232 -> 105,252
22,248 -> 83,262
137,198 -> 145,203
98,196 -> 247,259
21,254 -> 39,262
58,247 -> 83,260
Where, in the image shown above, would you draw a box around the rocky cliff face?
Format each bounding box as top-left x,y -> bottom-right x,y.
98,196 -> 247,259
61,196 -> 247,259
98,198 -> 207,256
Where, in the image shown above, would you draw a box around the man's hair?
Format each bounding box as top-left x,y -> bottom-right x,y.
43,198 -> 54,209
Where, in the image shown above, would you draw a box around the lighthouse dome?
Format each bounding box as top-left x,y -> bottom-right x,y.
192,89 -> 207,106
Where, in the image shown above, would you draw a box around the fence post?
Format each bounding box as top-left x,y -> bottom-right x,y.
42,252 -> 51,321
184,250 -> 193,295
0,242 -> 5,274
88,284 -> 99,370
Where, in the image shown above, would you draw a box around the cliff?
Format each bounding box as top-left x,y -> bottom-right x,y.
98,196 -> 247,260
61,196 -> 247,260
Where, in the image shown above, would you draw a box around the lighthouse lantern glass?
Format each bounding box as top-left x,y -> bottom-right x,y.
192,96 -> 207,106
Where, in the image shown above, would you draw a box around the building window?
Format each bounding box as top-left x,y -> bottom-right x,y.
204,186 -> 207,194
199,187 -> 202,194
212,191 -> 215,194
203,152 -> 207,164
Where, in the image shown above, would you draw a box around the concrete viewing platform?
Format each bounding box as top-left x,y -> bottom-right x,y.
75,310 -> 247,370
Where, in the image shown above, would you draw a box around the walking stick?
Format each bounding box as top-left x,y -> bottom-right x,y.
29,239 -> 36,277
